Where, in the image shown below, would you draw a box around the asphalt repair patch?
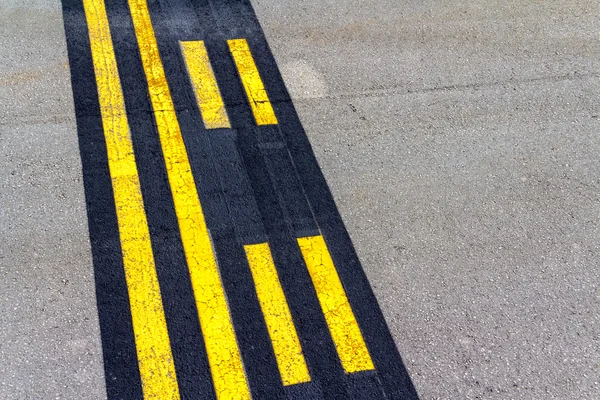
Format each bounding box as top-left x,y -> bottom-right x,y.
61,0 -> 419,398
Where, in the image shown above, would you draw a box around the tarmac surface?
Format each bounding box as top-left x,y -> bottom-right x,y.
1,0 -> 599,399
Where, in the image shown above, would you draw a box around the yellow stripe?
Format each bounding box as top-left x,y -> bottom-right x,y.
244,243 -> 311,386
126,0 -> 251,398
83,0 -> 180,398
180,41 -> 230,129
227,39 -> 278,125
297,235 -> 375,374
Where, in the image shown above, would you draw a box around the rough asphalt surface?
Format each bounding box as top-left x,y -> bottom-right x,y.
1,0 -> 599,399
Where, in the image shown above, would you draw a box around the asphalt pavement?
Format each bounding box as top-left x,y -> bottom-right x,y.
1,0 -> 598,399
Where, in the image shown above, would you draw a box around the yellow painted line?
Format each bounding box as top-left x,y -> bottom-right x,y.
244,243 -> 311,386
180,41 -> 230,129
297,235 -> 375,374
127,0 -> 251,398
82,0 -> 180,398
227,39 -> 278,125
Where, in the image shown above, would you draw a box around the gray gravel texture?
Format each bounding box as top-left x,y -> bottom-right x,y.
0,0 -> 106,399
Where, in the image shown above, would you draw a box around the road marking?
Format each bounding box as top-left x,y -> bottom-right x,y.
181,41 -> 231,129
244,242 -> 311,386
228,38 -> 278,126
126,0 -> 251,398
82,0 -> 180,398
65,0 -> 419,396
297,235 -> 375,374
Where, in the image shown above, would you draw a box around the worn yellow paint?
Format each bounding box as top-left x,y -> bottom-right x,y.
83,0 -> 180,398
227,39 -> 278,125
244,243 -> 311,386
180,41 -> 230,129
297,235 -> 375,374
127,0 -> 251,398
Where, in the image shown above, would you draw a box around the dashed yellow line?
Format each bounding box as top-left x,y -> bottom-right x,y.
126,0 -> 251,398
181,41 -> 231,129
82,0 -> 180,398
298,235 -> 375,374
228,38 -> 278,125
244,243 -> 311,386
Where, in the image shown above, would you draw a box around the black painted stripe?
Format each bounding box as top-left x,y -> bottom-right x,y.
61,0 -> 419,397
60,1 -> 144,397
142,1 -> 289,397
105,0 -> 217,396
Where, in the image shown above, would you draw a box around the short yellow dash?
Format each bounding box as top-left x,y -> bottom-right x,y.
180,41 -> 230,129
83,0 -> 180,398
127,0 -> 250,398
228,38 -> 278,125
297,235 -> 375,374
244,243 -> 311,386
